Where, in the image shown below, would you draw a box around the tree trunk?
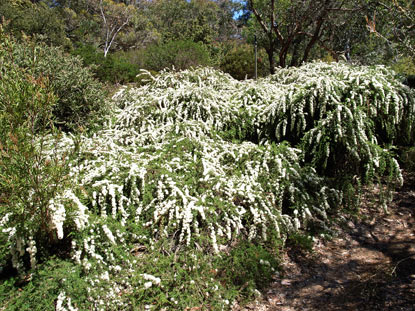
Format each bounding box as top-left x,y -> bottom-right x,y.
302,17 -> 324,63
279,48 -> 287,67
279,37 -> 293,67
290,38 -> 302,67
266,47 -> 276,75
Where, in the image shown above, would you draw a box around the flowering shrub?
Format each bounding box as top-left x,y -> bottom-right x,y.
0,27 -> 75,274
1,63 -> 413,309
254,63 -> 414,176
11,36 -> 107,131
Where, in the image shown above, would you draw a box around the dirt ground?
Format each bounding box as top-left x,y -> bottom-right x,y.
239,172 -> 415,311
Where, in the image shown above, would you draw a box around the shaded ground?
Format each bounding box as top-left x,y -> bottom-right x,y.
239,172 -> 415,311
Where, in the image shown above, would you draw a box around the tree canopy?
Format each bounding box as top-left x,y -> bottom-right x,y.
1,0 -> 413,76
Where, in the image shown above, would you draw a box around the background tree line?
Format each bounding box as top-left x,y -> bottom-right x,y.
1,0 -> 413,82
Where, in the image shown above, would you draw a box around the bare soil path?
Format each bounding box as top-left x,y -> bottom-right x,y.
239,172 -> 415,311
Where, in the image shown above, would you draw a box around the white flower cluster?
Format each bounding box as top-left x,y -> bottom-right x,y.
6,64 -> 407,307
3,224 -> 37,271
256,61 -> 414,144
10,236 -> 25,272
49,198 -> 66,240
56,291 -> 78,311
64,190 -> 89,230
26,237 -> 37,269
142,273 -> 161,289
102,224 -> 116,244
49,65 -> 412,256
58,124 -> 339,256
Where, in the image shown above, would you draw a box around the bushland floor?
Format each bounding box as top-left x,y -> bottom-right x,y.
239,172 -> 415,311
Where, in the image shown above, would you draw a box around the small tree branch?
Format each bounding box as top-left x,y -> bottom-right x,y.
300,30 -> 339,61
106,15 -> 130,56
248,0 -> 270,34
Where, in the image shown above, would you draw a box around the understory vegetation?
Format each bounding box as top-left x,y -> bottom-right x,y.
1,0 -> 415,309
1,20 -> 414,308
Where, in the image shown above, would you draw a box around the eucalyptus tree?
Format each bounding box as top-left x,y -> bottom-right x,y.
0,0 -> 68,47
331,0 -> 415,69
52,0 -> 100,47
88,0 -> 136,57
367,0 -> 415,58
245,0 -> 367,72
147,0 -> 238,45
52,0 -> 155,51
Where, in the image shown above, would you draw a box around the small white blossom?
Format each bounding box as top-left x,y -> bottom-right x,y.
144,282 -> 152,289
102,225 -> 116,244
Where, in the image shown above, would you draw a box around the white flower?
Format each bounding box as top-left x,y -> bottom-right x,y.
0,213 -> 10,226
144,282 -> 152,289
102,224 -> 116,244
56,292 -> 66,311
49,200 -> 66,239
101,271 -> 110,281
142,273 -> 161,285
26,238 -> 37,269
64,190 -> 89,230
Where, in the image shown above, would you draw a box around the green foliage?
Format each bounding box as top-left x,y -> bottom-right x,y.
372,0 -> 415,58
0,243 -> 279,310
58,3 -> 102,48
147,0 -> 237,45
220,42 -> 269,80
11,38 -> 106,131
0,26 -> 74,274
0,0 -> 70,48
244,0 -> 365,69
125,246 -> 242,310
217,241 -> 279,295
143,40 -> 212,72
287,232 -> 315,251
391,56 -> 415,76
0,259 -> 89,311
72,44 -> 140,84
392,57 -> 415,89
1,63 -> 414,310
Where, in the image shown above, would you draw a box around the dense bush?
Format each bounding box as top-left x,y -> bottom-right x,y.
11,39 -> 106,131
1,64 -> 414,309
253,63 -> 414,179
0,0 -> 69,48
391,56 -> 415,76
0,27 -> 74,274
72,45 -> 141,84
143,40 -> 212,71
220,43 -> 269,80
